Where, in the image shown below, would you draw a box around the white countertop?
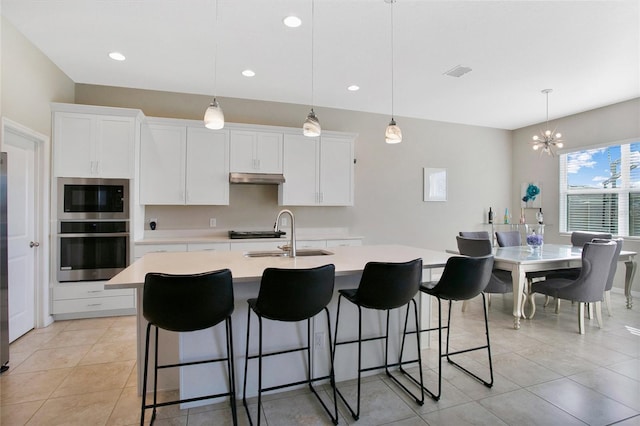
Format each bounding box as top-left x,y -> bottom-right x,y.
107,244 -> 451,288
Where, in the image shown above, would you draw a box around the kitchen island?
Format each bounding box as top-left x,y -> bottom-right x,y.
106,244 -> 451,407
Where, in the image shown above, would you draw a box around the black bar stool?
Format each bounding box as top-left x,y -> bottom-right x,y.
333,258 -> 424,421
402,255 -> 494,401
141,269 -> 237,426
242,264 -> 338,426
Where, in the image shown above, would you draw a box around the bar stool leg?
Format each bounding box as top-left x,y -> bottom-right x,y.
242,307 -> 252,423
152,326 -> 159,423
140,322 -> 152,426
225,317 -> 238,425
332,294 -> 361,421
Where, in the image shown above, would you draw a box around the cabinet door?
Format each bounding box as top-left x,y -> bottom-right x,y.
320,136 -> 354,206
229,131 -> 257,172
54,112 -> 95,177
279,134 -> 319,205
140,123 -> 186,204
255,132 -> 283,173
186,128 -> 229,205
230,131 -> 283,173
96,116 -> 135,178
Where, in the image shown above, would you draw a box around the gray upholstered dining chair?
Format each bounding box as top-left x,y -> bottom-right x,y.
593,238 -> 623,316
494,230 -> 521,247
529,240 -> 617,334
459,231 -> 491,239
544,231 -> 613,311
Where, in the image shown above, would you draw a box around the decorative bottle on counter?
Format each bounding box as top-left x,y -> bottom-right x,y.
488,207 -> 493,224
536,208 -> 544,224
504,208 -> 510,224
519,208 -> 526,224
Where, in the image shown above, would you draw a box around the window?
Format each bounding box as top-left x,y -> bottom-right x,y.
560,141 -> 640,236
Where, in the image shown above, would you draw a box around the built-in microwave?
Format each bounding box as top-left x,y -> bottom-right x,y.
58,177 -> 129,220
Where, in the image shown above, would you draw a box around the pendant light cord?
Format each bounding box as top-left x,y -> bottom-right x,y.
214,0 -> 219,97
311,0 -> 315,109
390,0 -> 395,119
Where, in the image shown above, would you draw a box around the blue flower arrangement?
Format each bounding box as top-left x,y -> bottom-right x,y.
522,183 -> 540,204
526,233 -> 543,247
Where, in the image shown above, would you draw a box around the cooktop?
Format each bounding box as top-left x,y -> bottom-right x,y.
228,230 -> 286,239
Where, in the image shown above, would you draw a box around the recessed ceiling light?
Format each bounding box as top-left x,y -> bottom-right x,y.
283,15 -> 302,28
347,85 -> 360,92
108,51 -> 126,61
242,69 -> 256,77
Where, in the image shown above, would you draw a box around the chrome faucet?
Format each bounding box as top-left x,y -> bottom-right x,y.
274,209 -> 296,257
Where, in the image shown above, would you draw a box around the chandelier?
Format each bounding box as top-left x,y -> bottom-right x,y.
532,89 -> 563,156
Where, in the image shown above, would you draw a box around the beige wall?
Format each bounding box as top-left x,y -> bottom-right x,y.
76,84 -> 512,250
1,17 -> 74,137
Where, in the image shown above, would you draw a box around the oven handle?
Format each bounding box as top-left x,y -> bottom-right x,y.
58,233 -> 131,238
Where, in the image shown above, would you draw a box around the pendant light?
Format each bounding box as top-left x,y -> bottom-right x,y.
303,0 -> 321,137
385,0 -> 401,144
532,89 -> 564,156
204,0 -> 224,130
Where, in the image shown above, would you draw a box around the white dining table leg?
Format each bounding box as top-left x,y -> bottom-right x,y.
511,266 -> 526,329
624,258 -> 636,309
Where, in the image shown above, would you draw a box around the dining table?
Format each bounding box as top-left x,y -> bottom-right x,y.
493,243 -> 637,329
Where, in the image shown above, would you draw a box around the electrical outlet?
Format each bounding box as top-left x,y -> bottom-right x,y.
281,217 -> 289,227
314,332 -> 325,349
209,218 -> 217,228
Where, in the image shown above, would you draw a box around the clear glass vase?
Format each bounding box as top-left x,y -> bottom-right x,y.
525,224 -> 544,251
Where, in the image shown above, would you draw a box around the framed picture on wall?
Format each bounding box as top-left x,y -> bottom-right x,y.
521,182 -> 542,208
423,168 -> 447,202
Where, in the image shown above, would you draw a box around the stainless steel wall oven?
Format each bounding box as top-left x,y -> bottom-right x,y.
57,178 -> 130,282
58,221 -> 129,282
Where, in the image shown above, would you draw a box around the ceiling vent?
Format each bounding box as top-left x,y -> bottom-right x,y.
444,65 -> 472,78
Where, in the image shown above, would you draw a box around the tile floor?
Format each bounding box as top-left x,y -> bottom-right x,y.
1,292 -> 639,425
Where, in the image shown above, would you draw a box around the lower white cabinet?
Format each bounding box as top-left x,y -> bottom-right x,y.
187,242 -> 231,252
134,243 -> 188,260
52,282 -> 135,316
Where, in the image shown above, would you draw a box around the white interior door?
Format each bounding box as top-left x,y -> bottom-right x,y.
5,130 -> 36,342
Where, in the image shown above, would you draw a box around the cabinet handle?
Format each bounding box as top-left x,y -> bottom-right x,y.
319,192 -> 324,203
256,159 -> 261,169
87,303 -> 102,307
87,290 -> 102,294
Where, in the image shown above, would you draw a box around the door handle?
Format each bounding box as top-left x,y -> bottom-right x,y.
29,241 -> 40,248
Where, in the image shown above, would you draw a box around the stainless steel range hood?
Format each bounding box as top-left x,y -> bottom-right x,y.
229,172 -> 285,185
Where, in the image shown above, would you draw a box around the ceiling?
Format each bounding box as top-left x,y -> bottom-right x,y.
2,0 -> 639,130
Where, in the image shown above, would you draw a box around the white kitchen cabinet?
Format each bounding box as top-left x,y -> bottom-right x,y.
325,239 -> 362,248
230,130 -> 283,174
52,282 -> 135,317
279,134 -> 354,206
187,242 -> 231,252
53,109 -> 138,178
134,243 -> 188,260
140,120 -> 229,205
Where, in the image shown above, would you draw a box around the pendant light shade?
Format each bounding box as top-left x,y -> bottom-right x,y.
385,118 -> 402,144
203,0 -> 224,130
303,0 -> 321,137
385,0 -> 401,144
204,98 -> 225,130
303,108 -> 321,137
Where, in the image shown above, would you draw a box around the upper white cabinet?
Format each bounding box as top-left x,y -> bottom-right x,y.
230,130 -> 283,173
140,119 -> 229,205
279,134 -> 354,206
52,104 -> 140,178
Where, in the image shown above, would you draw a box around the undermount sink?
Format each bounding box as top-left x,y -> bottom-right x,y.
244,249 -> 334,258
